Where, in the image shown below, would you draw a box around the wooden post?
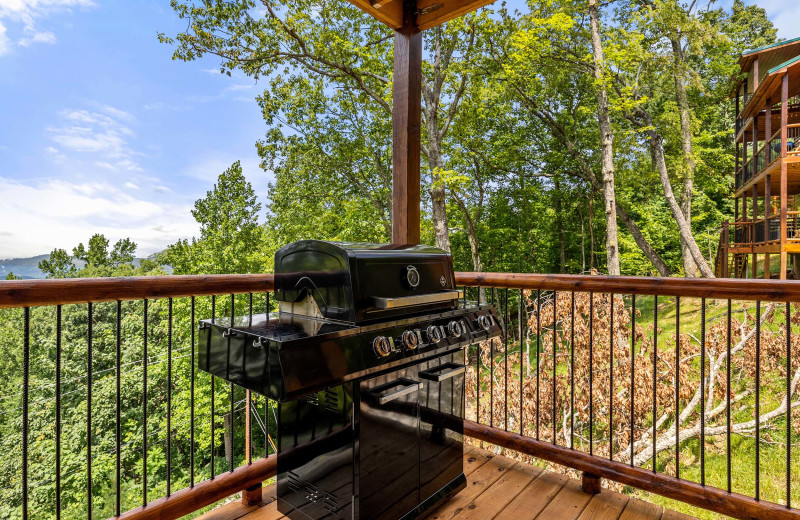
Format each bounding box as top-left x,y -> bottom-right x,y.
242,483 -> 263,507
753,58 -> 759,92
766,97 -> 772,164
765,175 -> 771,278
391,0 -> 422,245
582,472 -> 601,495
781,73 -> 789,279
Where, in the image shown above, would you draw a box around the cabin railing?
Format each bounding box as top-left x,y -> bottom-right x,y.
2,273 -> 800,519
736,124 -> 800,190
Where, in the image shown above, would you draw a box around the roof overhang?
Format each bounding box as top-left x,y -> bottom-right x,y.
347,0 -> 497,31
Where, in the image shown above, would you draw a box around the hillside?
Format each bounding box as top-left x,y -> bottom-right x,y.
0,255 -> 166,279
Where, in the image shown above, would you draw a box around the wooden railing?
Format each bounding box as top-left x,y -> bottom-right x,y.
2,273 -> 800,519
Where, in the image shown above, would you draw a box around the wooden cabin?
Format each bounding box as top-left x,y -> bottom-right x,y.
717,37 -> 800,278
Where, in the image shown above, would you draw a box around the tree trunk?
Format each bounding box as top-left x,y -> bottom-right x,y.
616,203 -> 673,276
647,126 -> 715,277
588,0 -> 620,275
671,35 -> 698,277
555,177 -> 566,273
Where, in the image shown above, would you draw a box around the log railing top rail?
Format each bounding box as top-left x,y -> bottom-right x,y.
4,271 -> 800,308
455,271 -> 800,301
0,274 -> 275,308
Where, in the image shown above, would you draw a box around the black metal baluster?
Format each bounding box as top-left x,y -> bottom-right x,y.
505,288 -> 509,431
115,301 -> 122,515
490,325 -> 494,429
536,289 -> 541,440
87,302 -> 93,519
167,298 -> 173,495
755,300 -> 761,500
727,300 -> 732,493
700,298 -> 706,486
191,296 -> 196,487
476,308 -> 480,424
653,295 -> 658,473
230,294 -> 235,472
265,396 -> 269,457
22,307 -> 29,520
56,305 -> 62,520
249,293 -> 254,455
786,302 -> 792,508
211,296 -> 216,479
519,289 -> 524,436
589,292 -> 594,456
675,296 -> 680,480
142,299 -> 148,505
630,294 -> 635,467
553,291 -> 557,445
610,294 -> 614,460
570,292 -> 575,450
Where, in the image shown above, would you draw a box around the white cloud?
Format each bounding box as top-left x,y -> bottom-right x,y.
0,0 -> 95,55
0,176 -> 197,257
124,181 -> 138,190
18,29 -> 55,47
226,83 -> 254,92
47,105 -> 143,171
0,21 -> 10,55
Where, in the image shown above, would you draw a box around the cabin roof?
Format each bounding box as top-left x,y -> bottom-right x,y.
739,36 -> 800,73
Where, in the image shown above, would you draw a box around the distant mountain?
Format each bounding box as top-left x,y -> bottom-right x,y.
0,255 -> 166,279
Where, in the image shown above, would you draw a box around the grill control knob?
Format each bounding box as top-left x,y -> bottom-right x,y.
372,336 -> 391,358
426,325 -> 443,343
401,330 -> 419,350
478,314 -> 494,331
447,320 -> 464,338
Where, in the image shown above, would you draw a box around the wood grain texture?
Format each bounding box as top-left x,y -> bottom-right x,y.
464,420 -> 798,520
212,447 -> 686,520
618,498 -> 664,520
391,0 -> 422,245
0,274 -> 275,308
454,271 -> 800,302
532,480 -> 593,520
578,492 -> 629,520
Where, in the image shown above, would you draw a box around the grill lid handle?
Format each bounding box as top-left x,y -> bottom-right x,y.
370,290 -> 463,310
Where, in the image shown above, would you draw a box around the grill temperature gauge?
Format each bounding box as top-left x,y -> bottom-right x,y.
372,336 -> 391,357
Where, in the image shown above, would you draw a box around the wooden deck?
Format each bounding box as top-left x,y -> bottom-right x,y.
198,446 -> 697,520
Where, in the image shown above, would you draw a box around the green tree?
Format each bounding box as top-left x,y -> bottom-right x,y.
167,161 -> 264,274
38,248 -> 76,279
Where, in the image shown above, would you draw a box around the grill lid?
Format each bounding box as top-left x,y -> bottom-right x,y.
274,240 -> 458,323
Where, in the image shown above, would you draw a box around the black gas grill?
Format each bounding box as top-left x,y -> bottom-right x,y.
198,240 -> 503,520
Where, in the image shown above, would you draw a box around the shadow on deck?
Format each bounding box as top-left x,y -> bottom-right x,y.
198,446 -> 697,520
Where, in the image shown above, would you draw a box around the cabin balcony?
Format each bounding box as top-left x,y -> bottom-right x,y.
734,123 -> 800,194
1,273 -> 799,520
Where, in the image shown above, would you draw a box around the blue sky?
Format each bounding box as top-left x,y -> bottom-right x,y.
0,0 -> 795,259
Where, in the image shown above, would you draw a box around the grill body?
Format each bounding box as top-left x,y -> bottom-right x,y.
198,240 -> 502,520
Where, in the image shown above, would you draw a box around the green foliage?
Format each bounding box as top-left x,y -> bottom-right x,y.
166,161 -> 266,275
38,248 -> 76,279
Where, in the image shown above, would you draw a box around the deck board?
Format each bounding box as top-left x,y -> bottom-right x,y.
198,447 -> 696,520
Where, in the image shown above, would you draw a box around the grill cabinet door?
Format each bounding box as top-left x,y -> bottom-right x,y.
417,350 -> 466,504
277,383 -> 355,520
358,368 -> 421,519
